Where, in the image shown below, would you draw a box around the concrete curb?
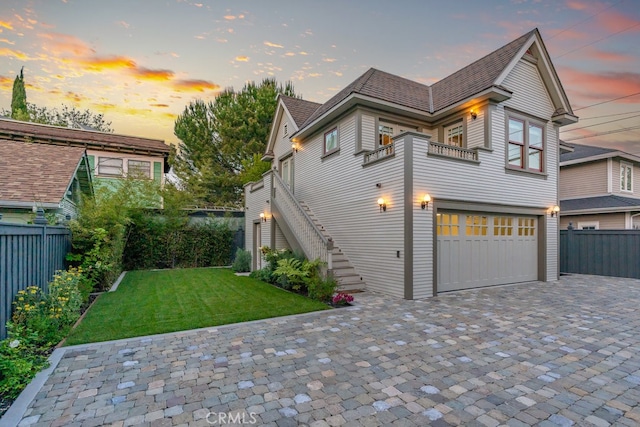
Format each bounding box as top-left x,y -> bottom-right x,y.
109,271 -> 127,292
0,348 -> 66,427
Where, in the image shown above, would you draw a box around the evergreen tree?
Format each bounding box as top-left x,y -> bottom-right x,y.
10,66 -> 28,121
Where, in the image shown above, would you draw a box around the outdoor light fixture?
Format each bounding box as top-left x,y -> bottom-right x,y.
291,142 -> 299,152
421,194 -> 431,210
260,212 -> 267,222
470,109 -> 478,120
378,198 -> 386,212
550,205 -> 560,217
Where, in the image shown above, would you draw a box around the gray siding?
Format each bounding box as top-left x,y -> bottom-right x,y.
0,223 -> 71,339
361,114 -> 376,151
274,222 -> 291,251
244,175 -> 271,271
466,107 -> 485,149
560,161 -> 607,199
560,213 -> 627,230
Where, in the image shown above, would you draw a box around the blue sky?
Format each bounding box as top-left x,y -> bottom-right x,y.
1,0 -> 639,153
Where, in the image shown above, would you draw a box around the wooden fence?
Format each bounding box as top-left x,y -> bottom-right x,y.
560,228 -> 640,279
0,223 -> 71,339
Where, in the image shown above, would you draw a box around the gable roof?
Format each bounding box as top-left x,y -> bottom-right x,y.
280,96 -> 322,128
561,195 -> 640,213
560,142 -> 640,165
0,118 -> 170,157
0,140 -> 90,207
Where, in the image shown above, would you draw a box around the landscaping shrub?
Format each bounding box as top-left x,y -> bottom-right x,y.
232,248 -> 251,272
0,268 -> 84,399
307,276 -> 338,302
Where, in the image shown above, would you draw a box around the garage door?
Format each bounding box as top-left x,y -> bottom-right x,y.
437,212 -> 538,292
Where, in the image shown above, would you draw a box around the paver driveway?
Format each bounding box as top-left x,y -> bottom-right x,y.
5,275 -> 640,427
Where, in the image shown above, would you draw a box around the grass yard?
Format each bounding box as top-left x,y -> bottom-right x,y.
64,268 -> 329,345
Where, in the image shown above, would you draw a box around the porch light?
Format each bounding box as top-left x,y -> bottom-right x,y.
421,194 -> 431,210
550,205 -> 560,217
260,212 -> 267,222
292,142 -> 299,152
378,198 -> 387,212
470,109 -> 477,120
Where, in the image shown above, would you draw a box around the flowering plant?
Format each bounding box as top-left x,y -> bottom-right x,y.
332,292 -> 354,305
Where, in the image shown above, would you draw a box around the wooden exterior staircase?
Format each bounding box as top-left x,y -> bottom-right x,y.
270,172 -> 365,293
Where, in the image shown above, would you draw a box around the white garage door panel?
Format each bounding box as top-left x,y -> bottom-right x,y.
437,212 -> 538,292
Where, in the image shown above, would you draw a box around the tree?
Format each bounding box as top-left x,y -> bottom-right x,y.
10,67 -> 28,121
27,104 -> 113,132
172,78 -> 297,206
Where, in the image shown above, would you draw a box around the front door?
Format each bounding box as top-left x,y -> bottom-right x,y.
281,156 -> 293,189
253,222 -> 262,270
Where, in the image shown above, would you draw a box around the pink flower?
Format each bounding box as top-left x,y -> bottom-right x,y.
332,293 -> 354,305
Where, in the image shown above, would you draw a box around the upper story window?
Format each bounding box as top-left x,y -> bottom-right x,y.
621,163 -> 633,192
324,127 -> 338,155
444,122 -> 464,147
98,157 -> 123,177
379,124 -> 394,146
507,114 -> 545,173
283,123 -> 288,137
128,160 -> 151,178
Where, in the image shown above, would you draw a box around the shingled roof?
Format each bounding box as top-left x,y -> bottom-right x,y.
561,195 -> 640,212
296,29 -> 538,132
560,142 -> 618,162
280,96 -> 322,128
0,118 -> 170,156
0,140 -> 88,205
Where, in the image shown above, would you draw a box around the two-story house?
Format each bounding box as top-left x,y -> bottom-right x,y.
245,28 -> 578,298
0,139 -> 93,224
560,142 -> 640,230
0,118 -> 170,192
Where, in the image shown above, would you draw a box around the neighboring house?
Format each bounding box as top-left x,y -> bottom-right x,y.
0,139 -> 93,224
559,142 -> 640,230
245,28 -> 577,299
0,118 -> 170,191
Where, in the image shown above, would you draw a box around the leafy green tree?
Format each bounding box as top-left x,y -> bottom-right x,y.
172,78 -> 297,206
10,67 -> 28,121
27,104 -> 113,132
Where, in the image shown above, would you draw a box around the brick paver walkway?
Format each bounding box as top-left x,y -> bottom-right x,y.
7,275 -> 640,426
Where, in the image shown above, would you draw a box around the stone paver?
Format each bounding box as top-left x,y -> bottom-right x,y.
5,274 -> 640,426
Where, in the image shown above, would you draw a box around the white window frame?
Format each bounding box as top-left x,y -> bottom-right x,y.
280,156 -> 292,187
323,127 -> 338,155
98,157 -> 123,177
128,160 -> 151,178
578,221 -> 599,230
506,113 -> 545,173
444,121 -> 464,147
620,162 -> 633,193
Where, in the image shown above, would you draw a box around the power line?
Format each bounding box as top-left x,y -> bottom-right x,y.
573,92 -> 640,111
553,21 -> 640,59
562,125 -> 640,141
547,0 -> 622,41
561,113 -> 640,132
578,110 -> 640,121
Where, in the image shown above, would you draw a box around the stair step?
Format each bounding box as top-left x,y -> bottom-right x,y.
337,283 -> 366,292
332,268 -> 357,277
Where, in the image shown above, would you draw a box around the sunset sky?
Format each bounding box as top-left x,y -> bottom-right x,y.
1,0 -> 639,154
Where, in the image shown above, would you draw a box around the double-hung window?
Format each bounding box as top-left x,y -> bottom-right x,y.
621,163 -> 633,192
444,122 -> 464,147
507,114 -> 545,172
324,127 -> 338,155
98,157 -> 123,176
128,160 -> 151,178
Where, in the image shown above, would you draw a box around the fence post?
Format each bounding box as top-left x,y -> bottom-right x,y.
34,209 -> 49,291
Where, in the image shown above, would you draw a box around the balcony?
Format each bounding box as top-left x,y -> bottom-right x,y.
363,143 -> 395,166
427,141 -> 479,163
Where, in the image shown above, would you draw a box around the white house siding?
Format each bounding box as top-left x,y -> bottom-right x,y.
560,161 -> 607,199
466,108 -> 485,150
412,137 -> 434,299
274,222 -> 291,250
361,114 -> 376,151
244,174 -> 271,271
272,115 -> 295,167
293,112 -> 407,298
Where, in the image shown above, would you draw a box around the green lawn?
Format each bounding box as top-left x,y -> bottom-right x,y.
64,268 -> 329,345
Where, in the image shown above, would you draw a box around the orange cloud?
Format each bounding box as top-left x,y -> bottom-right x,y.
172,79 -> 220,92
0,75 -> 12,90
150,103 -> 169,108
0,38 -> 14,45
38,32 -> 95,56
323,58 -> 336,63
65,91 -> 88,104
0,21 -> 13,30
116,20 -> 130,29
559,67 -> 640,104
264,41 -> 283,48
0,47 -> 35,61
132,67 -> 175,81
71,55 -> 136,72
224,15 -> 236,20
235,55 -> 249,62
566,1 -> 590,11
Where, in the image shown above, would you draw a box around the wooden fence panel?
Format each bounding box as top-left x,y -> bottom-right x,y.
560,229 -> 640,279
0,223 -> 71,339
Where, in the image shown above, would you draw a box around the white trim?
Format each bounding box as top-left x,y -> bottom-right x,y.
560,151 -> 640,167
625,212 -> 632,229
577,221 -> 599,230
607,158 -> 612,193
620,161 -> 633,193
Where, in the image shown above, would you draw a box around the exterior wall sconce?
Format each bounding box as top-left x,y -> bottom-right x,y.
550,205 -> 560,217
260,212 -> 267,222
470,109 -> 477,120
291,142 -> 299,152
378,198 -> 387,212
421,194 -> 431,210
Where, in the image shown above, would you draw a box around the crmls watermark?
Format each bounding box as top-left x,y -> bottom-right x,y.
206,411 -> 258,425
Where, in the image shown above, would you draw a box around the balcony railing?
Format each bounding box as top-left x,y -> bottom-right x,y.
363,143 -> 395,165
428,141 -> 479,162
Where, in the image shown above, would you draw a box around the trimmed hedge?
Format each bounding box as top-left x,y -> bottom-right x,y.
123,215 -> 234,270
